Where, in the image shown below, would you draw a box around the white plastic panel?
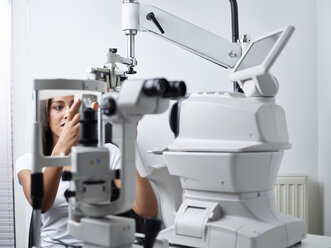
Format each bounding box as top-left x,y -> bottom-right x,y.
176,207 -> 208,238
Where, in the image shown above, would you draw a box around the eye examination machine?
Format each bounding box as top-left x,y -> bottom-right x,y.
28,1 -> 310,248
157,27 -> 306,248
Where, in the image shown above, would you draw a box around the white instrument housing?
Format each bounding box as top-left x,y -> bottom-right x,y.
168,92 -> 291,153
141,26 -> 306,248
156,92 -> 306,248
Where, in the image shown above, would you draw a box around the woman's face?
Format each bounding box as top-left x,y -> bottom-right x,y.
49,95 -> 75,142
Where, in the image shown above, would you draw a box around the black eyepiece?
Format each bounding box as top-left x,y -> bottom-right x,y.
163,81 -> 186,98
143,78 -> 168,96
143,78 -> 186,99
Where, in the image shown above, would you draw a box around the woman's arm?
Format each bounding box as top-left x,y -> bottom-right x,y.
18,130 -> 79,213
18,99 -> 81,213
18,166 -> 63,213
132,123 -> 158,218
114,170 -> 159,218
133,170 -> 159,218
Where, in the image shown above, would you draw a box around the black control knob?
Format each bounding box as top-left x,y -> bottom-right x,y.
62,171 -> 73,181
64,190 -> 76,202
127,66 -> 137,75
114,169 -> 120,179
146,12 -> 165,34
169,102 -> 180,137
101,97 -> 117,116
108,48 -> 118,53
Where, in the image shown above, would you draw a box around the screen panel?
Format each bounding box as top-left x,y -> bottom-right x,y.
234,32 -> 281,72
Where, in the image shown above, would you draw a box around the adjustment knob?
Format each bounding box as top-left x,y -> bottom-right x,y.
146,12 -> 165,34
114,169 -> 120,179
64,190 -> 76,202
127,66 -> 137,75
62,171 -> 73,181
169,102 -> 180,138
108,48 -> 118,53
101,97 -> 117,116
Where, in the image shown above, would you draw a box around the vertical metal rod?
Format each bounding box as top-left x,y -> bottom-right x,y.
32,209 -> 41,248
34,90 -> 40,122
32,90 -> 43,248
126,31 -> 137,74
127,33 -> 136,59
98,95 -> 104,147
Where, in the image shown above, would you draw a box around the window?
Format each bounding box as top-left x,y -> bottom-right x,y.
0,0 -> 15,247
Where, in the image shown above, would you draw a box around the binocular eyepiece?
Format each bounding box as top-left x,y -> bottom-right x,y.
143,78 -> 186,99
100,78 -> 186,117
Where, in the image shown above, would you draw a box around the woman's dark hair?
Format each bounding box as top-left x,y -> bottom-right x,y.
40,99 -> 53,156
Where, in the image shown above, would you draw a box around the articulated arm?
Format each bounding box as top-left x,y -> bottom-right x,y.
122,1 -> 242,74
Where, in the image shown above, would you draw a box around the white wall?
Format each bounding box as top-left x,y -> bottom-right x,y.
13,0 -> 323,245
317,0 -> 331,236
239,0 -> 321,235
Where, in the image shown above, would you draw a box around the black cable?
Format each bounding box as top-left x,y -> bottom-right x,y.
51,238 -> 83,248
229,0 -> 239,42
229,0 -> 243,93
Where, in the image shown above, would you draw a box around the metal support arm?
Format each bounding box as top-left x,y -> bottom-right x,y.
122,2 -> 242,72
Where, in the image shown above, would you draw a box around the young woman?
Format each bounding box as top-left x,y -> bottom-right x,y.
16,95 -> 158,247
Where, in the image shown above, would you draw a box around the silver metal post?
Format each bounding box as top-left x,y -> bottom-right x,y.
34,90 -> 40,122
126,30 -> 137,59
32,209 -> 41,248
98,95 -> 104,147
126,30 -> 137,74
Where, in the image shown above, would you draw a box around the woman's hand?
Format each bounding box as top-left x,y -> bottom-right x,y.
53,99 -> 81,155
92,101 -> 98,111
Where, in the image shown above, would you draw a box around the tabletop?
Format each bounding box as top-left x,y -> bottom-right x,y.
291,234 -> 331,247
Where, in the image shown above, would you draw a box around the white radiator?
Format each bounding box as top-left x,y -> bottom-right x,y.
275,175 -> 308,230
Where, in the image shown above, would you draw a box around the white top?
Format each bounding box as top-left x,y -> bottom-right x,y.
169,235 -> 331,248
15,143 -> 121,248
